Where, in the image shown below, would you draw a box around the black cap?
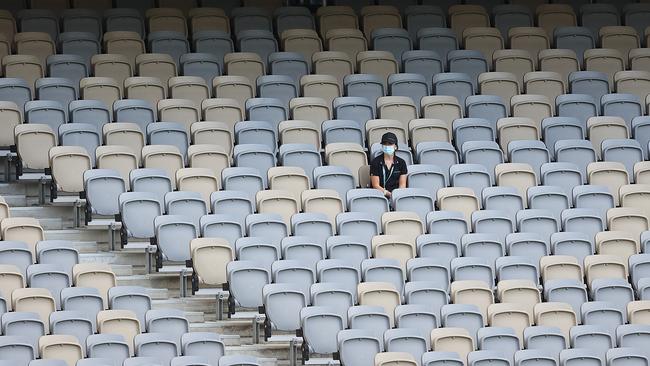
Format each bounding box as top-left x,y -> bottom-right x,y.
381,132 -> 398,146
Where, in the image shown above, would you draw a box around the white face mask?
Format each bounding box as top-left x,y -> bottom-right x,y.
382,145 -> 395,155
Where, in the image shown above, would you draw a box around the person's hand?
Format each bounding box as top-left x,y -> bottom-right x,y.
384,190 -> 391,198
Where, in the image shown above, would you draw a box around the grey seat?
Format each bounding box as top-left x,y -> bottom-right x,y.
85,334 -> 129,366
450,163 -> 491,200
237,29 -> 277,62
569,72 -> 609,108
148,31 -> 190,65
616,325 -> 650,357
0,241 -> 32,279
384,328 -> 429,364
49,310 -> 93,345
333,96 -> 376,135
390,188 -> 434,223
281,236 -> 325,271
554,27 -> 594,64
18,9 -> 58,40
145,309 -> 189,343
62,8 -> 102,39
235,237 -> 279,272
268,52 -> 308,85
271,260 -> 315,302
569,325 -> 613,358
630,254 -> 650,291
478,327 -> 520,364
496,255 -> 539,284
559,348 -> 603,366
453,118 -> 495,152
417,27 -> 458,62
262,282 -> 308,334
322,120 -> 364,146
601,94 -> 642,130
482,187 -> 524,224
632,116 -> 650,159
114,100 -> 156,132
69,100 -> 110,127
343,74 -> 385,109
300,306 -> 345,355
590,279 -> 634,313
407,164 -> 447,201
402,50 -> 444,90
0,336 -> 36,366
601,139 -> 643,181
119,192 -> 163,240
388,73 -> 429,106
362,258 -> 405,296
441,304 -> 483,343
310,282 -> 354,323
221,168 -> 264,202
226,261 -> 270,310
572,185 -> 614,221
348,305 -> 391,341
165,191 -> 207,230
27,263 -> 70,310
493,4 -> 533,38
395,304 -> 439,346
210,190 -> 254,226
416,142 -> 459,180
405,5 -> 446,40
541,117 -> 586,159
346,189 -> 390,228
75,358 -> 115,366
25,100 -> 67,132
451,257 -> 494,288
581,4 -> 619,38
316,259 -> 361,304
462,141 -> 504,183
245,98 -> 288,133
468,351 -> 511,366
84,169 -> 126,218
180,53 -> 221,85
108,286 -> 151,331
447,50 -> 488,90
146,122 -> 189,159
426,211 -> 468,244
466,95 -> 508,127
274,6 -> 315,34
0,78 -> 31,112
36,77 -> 79,112
246,213 -> 287,247
544,280 -> 588,323
59,123 -> 101,166
218,355 -> 260,366
461,233 -> 505,272
291,213 -> 332,245
47,54 -> 88,86
561,208 -> 604,241
423,351 -> 465,366
554,140 -> 596,184
192,31 -> 234,65
181,332 -> 224,366
624,3 -> 650,37
170,356 -> 211,366
153,215 -> 197,263
134,332 -> 179,365
550,232 -> 594,266
200,214 -> 243,248
581,301 -> 625,338
516,209 -> 559,244
256,75 -> 297,107
2,312 -> 44,357
61,287 -> 102,331
415,234 -> 460,271
104,8 -> 145,36
325,236 -> 371,269
130,169 -> 172,209
508,141 -> 550,182
606,348 -> 648,366
59,32 -> 100,65
555,94 -> 598,130
372,27 -> 412,63
515,349 -> 558,366
407,257 -> 450,290
234,120 -> 276,152
523,326 -> 566,360
433,73 -> 474,106
504,233 -> 548,267
337,329 -> 382,366
279,143 -> 322,182
123,356 -> 164,366
527,185 -> 569,223
540,163 -> 583,204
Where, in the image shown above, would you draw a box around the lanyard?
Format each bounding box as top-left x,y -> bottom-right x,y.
382,162 -> 395,188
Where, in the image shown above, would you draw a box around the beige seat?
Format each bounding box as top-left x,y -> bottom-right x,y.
92,54 -> 133,87
451,280 -> 494,323
176,167 -> 220,210
73,263 -> 116,308
317,6 -> 358,38
95,145 -> 138,189
533,302 -> 576,345
325,143 -> 367,187
0,265 -> 23,310
14,32 -> 55,67
301,74 -> 341,107
357,51 -> 399,89
584,254 -> 628,285
375,352 -> 418,366
449,4 -> 490,38
190,237 -> 233,287
256,190 -> 299,231
508,27 -> 550,64
125,77 -> 167,107
142,145 -> 184,189
357,281 -> 400,326
463,27 -> 504,61
201,98 -> 244,133
421,96 -> 463,132
510,94 -> 554,132
97,309 -> 140,355
360,5 -> 402,38
80,77 -> 122,113
628,301 -> 650,325
606,208 -> 648,239
371,234 -> 416,272
377,97 -> 418,128
0,10 -> 16,42
366,119 -> 408,147
497,117 -> 539,151
268,166 -> 309,210
478,72 -> 519,104
189,7 -> 230,34
325,29 -> 367,66
278,120 -> 321,150
136,53 -> 177,85
213,75 -> 255,109
524,71 -> 565,103
281,29 -> 323,63
437,187 -> 479,227
169,76 -> 211,107
536,4 -> 577,37
635,161 -> 650,184
146,8 -> 187,36
595,230 -> 639,261
358,165 -> 371,189
496,280 -> 540,318
381,211 -> 423,244
615,70 -> 650,104
538,49 -> 580,85
629,48 -> 650,73
487,303 -> 532,346
495,163 -> 537,207
188,144 -> 230,180
12,287 -> 55,332
103,123 -> 145,166
409,118 -> 452,147
49,146 -> 92,194
289,97 -> 331,129
301,189 -> 344,228
0,195 -> 9,221
3,54 -> 43,93
430,328 -> 474,365
584,49 -> 625,87
620,184 -> 650,221
587,116 -> 629,158
600,26 -> 640,57
39,334 -> 83,366
190,121 -> 233,155
493,49 -> 535,90
157,98 -> 200,132
103,31 -> 145,68
1,217 -> 44,260
312,51 -> 355,87
540,255 -> 583,283
0,101 -> 22,146
0,35 -> 9,70
224,52 -> 265,84
587,162 -> 629,205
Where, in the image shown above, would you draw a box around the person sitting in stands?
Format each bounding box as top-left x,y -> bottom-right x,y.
370,132 -> 407,198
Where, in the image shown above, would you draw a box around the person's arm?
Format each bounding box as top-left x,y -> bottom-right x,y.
398,174 -> 407,189
370,161 -> 390,197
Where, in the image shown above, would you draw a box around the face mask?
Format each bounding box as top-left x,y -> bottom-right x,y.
382,145 -> 395,155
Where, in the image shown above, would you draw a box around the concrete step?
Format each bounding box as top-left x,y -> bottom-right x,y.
45,228 -> 109,243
